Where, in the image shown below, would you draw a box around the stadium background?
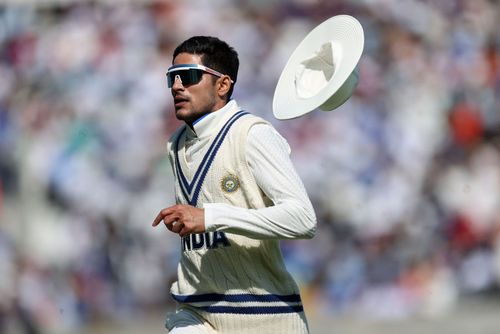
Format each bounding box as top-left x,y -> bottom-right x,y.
0,0 -> 499,333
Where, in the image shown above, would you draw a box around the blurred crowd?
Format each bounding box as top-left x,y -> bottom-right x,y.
0,0 -> 499,333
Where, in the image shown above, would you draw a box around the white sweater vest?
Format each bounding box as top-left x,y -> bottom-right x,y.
166,108 -> 309,334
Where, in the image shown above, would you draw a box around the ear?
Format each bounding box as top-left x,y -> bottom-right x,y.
216,75 -> 232,99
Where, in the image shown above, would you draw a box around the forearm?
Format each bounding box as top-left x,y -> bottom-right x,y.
204,200 -> 316,239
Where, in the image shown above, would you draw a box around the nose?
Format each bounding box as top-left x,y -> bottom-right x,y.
171,74 -> 184,91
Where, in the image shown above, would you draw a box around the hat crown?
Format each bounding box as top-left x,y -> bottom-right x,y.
273,15 -> 364,120
295,41 -> 340,99
320,67 -> 359,111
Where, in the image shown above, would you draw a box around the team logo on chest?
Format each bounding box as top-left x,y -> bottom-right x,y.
221,174 -> 240,193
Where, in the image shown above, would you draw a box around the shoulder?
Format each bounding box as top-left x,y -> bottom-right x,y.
235,114 -> 291,155
248,122 -> 291,154
233,112 -> 271,134
232,110 -> 287,143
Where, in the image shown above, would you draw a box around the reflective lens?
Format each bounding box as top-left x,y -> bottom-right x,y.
166,64 -> 234,88
166,68 -> 204,88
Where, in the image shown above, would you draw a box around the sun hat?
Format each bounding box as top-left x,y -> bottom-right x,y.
273,15 -> 364,120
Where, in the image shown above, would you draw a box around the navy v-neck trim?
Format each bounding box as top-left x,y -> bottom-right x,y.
174,110 -> 249,206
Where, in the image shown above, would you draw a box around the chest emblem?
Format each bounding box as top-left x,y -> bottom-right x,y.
221,174 -> 240,193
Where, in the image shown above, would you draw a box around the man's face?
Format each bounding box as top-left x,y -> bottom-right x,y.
171,53 -> 219,125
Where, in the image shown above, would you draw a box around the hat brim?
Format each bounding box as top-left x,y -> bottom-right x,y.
273,15 -> 364,120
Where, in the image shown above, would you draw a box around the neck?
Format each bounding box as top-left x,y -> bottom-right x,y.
186,99 -> 228,127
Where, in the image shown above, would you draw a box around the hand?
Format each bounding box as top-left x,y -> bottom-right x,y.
152,204 -> 205,237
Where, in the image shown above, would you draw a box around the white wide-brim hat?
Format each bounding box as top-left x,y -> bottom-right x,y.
273,15 -> 364,120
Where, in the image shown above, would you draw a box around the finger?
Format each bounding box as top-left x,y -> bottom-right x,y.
154,205 -> 178,227
163,219 -> 173,231
163,209 -> 181,227
170,221 -> 184,234
152,210 -> 167,227
178,226 -> 190,238
153,206 -> 177,226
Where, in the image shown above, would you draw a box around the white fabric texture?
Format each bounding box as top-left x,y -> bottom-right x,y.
183,100 -> 316,239
168,327 -> 209,334
204,123 -> 316,239
165,308 -> 210,334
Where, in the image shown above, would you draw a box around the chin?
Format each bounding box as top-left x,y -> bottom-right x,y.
175,110 -> 195,124
175,108 -> 189,120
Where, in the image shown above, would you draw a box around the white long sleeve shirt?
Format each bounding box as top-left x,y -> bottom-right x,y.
183,100 -> 316,239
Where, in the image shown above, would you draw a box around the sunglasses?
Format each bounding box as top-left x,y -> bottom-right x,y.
166,64 -> 234,88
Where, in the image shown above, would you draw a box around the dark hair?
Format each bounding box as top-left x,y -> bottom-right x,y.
173,36 -> 239,99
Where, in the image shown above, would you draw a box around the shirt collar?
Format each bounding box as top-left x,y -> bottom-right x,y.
186,100 -> 239,140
